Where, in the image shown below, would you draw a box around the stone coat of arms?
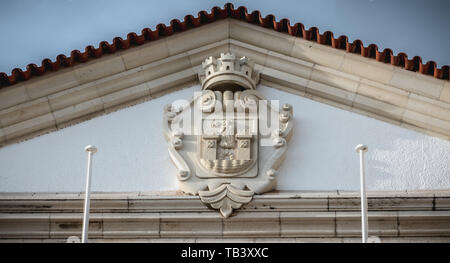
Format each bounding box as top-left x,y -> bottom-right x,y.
163,53 -> 293,217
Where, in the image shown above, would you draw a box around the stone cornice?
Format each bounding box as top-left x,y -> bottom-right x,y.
1,190 -> 449,212
1,191 -> 449,242
0,20 -> 449,147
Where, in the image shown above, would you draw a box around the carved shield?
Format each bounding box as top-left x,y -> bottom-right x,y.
196,95 -> 258,178
163,53 -> 293,217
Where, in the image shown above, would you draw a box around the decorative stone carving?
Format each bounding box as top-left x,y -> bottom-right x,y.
163,53 -> 293,217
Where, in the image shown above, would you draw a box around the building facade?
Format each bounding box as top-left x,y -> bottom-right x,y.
0,4 -> 449,242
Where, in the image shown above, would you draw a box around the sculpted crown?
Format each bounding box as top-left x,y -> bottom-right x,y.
199,52 -> 259,91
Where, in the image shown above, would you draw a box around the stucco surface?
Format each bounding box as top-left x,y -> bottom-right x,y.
0,85 -> 449,192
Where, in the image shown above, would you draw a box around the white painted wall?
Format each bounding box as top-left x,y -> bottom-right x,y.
0,85 -> 449,192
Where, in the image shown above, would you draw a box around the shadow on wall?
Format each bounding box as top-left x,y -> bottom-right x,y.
366,131 -> 419,190
369,132 -> 450,191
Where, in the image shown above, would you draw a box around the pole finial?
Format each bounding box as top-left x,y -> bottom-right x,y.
355,144 -> 368,152
85,145 -> 98,154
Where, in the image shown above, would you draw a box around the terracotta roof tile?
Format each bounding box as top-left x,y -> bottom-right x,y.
0,3 -> 448,88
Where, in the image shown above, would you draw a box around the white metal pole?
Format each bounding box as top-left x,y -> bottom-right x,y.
355,144 -> 368,243
82,145 -> 97,243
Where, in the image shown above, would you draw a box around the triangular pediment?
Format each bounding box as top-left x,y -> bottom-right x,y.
0,18 -> 449,147
1,3 -> 449,241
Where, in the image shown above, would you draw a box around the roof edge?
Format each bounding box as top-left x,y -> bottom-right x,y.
0,2 -> 448,88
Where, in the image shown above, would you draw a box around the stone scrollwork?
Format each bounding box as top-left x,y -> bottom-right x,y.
163,53 -> 294,217
199,184 -> 254,218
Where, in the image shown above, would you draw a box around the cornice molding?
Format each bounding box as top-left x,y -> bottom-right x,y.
0,20 -> 449,147
1,191 -> 449,242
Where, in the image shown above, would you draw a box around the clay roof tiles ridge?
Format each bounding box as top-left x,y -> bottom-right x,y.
0,3 -> 448,89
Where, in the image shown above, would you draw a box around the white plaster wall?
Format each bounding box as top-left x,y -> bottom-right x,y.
0,85 -> 449,192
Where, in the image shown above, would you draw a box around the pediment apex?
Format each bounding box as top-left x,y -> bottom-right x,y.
0,22 -> 449,147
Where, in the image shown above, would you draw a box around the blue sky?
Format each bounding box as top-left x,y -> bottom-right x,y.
0,0 -> 449,74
